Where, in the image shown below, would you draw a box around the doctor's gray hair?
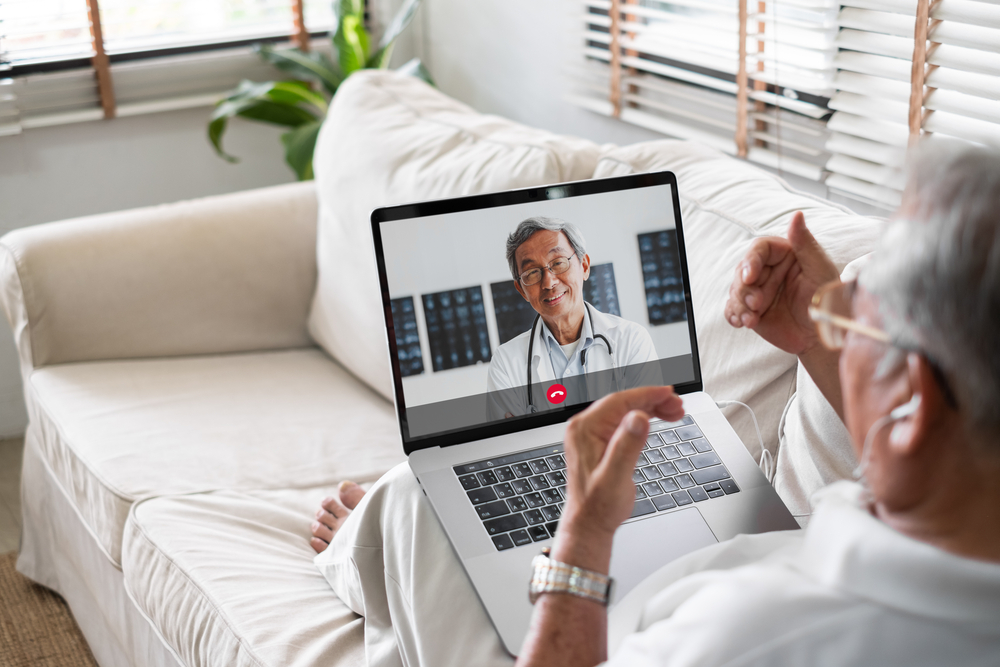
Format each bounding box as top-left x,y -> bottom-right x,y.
506,217 -> 587,283
859,140 -> 1000,440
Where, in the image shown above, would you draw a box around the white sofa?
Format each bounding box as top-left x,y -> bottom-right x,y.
2,71 -> 883,667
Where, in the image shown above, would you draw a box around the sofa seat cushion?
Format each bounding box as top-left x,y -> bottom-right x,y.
591,141 -> 884,474
28,348 -> 404,567
309,70 -> 605,400
123,488 -> 364,667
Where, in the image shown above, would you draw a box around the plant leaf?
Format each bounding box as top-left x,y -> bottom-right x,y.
334,13 -> 370,76
266,80 -> 328,114
281,120 -> 323,181
367,0 -> 421,68
208,81 -> 320,161
236,99 -> 318,127
395,57 -> 435,86
208,115 -> 238,162
257,44 -> 342,95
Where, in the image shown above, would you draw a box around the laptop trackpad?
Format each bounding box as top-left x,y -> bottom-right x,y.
608,507 -> 718,606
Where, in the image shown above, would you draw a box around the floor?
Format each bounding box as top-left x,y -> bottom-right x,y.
0,437 -> 24,554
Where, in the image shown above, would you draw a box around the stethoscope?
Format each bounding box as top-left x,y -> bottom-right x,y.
526,302 -> 615,411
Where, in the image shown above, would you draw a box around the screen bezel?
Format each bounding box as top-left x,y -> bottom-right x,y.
370,171 -> 703,455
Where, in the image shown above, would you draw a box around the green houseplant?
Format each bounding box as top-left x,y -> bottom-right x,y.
208,0 -> 429,180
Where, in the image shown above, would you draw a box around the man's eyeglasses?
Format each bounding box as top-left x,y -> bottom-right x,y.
808,279 -> 958,408
519,253 -> 577,287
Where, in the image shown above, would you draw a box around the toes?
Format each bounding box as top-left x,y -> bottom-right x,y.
316,507 -> 338,531
311,520 -> 334,544
310,536 -> 330,554
338,481 -> 366,511
321,495 -> 350,520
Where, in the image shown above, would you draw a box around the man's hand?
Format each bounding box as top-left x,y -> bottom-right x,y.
555,386 -> 685,573
724,212 -> 840,356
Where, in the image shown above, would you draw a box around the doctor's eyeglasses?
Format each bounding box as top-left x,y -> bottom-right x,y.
519,253 -> 577,287
808,279 -> 890,350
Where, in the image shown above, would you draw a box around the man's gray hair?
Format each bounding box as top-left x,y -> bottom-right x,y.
506,217 -> 587,282
860,139 -> 1000,439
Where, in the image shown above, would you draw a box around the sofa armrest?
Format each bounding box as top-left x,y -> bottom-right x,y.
0,181 -> 318,372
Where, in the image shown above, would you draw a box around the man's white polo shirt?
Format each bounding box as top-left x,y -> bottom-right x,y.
607,481 -> 1000,666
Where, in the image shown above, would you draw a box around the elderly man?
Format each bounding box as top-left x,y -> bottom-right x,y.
486,217 -> 658,413
311,143 -> 1000,666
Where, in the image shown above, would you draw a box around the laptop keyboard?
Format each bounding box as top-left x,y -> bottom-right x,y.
453,415 -> 741,551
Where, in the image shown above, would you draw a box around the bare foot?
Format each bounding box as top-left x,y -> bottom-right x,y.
310,481 -> 367,554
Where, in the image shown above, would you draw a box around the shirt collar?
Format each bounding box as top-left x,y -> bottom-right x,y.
538,305 -> 596,358
794,481 -> 1000,624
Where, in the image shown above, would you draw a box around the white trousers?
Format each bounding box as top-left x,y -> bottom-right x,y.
313,463 -> 517,667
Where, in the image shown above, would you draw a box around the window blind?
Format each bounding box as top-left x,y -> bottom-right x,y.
572,0 -> 840,182
0,0 -> 336,135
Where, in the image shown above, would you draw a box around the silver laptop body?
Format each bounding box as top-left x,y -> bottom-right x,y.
370,172 -> 798,656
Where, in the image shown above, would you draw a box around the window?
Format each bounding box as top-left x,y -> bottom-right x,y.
574,0 -> 1000,209
0,0 -> 338,134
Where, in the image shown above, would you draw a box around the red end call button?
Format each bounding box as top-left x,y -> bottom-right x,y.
546,384 -> 568,405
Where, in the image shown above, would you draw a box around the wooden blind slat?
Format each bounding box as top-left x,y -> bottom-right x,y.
610,0 -> 623,117
85,0 -> 115,119
292,0 -> 310,52
736,0 -> 749,157
908,0 -> 932,141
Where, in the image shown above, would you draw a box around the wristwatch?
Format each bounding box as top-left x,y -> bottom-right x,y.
529,548 -> 614,606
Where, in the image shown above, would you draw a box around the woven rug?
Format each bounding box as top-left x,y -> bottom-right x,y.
0,551 -> 98,667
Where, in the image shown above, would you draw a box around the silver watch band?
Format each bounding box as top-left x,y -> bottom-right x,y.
529,548 -> 613,605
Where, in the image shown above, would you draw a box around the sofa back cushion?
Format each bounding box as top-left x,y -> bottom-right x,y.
592,141 -> 884,472
308,70 -> 602,400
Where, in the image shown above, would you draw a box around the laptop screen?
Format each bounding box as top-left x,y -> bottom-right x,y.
371,172 -> 702,452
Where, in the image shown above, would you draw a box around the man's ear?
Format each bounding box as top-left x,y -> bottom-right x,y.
888,353 -> 942,454
581,253 -> 591,281
514,280 -> 528,301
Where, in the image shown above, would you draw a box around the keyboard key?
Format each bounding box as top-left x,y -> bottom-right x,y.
557,485 -> 568,500
458,474 -> 480,490
679,415 -> 694,425
484,514 -> 527,535
541,489 -> 562,504
492,534 -> 514,551
467,487 -> 497,505
524,509 -> 545,525
635,452 -> 649,466
674,458 -> 694,473
528,525 -> 550,541
689,486 -> 709,502
541,505 -> 561,521
455,462 -> 483,475
657,430 -> 680,444
545,471 -> 566,486
632,469 -> 645,484
546,521 -> 559,538
513,463 -> 533,478
641,466 -> 662,481
645,435 -> 661,448
494,483 -> 515,499
663,445 -> 681,459
511,479 -> 532,495
677,442 -> 696,456
630,498 -> 656,518
659,477 -> 680,493
672,490 -> 694,506
476,500 -> 511,519
529,475 -> 550,490
510,529 -> 532,546
720,478 -> 741,495
546,455 -> 566,469
676,474 -> 695,488
529,459 -> 550,474
477,470 -> 498,486
676,425 -> 704,441
635,486 -> 646,500
691,465 -> 731,485
707,488 -> 725,498
652,494 -> 677,511
524,492 -> 546,508
495,466 -> 516,482
645,448 -> 666,464
691,452 -> 722,469
657,462 -> 678,476
642,482 -> 664,496
703,482 -> 722,493
506,496 -> 528,512
691,438 -> 712,453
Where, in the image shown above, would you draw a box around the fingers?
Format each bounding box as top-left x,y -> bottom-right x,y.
338,481 -> 366,511
787,212 -> 838,281
598,410 -> 650,483
727,236 -> 793,329
586,386 -> 684,428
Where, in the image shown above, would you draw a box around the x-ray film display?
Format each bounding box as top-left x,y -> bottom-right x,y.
638,230 -> 687,326
422,287 -> 492,372
490,281 -> 536,346
583,263 -> 621,317
390,297 -> 424,377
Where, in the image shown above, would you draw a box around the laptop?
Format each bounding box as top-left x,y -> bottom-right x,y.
369,171 -> 797,655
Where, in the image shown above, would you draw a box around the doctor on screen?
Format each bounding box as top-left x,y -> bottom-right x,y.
486,217 -> 659,415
